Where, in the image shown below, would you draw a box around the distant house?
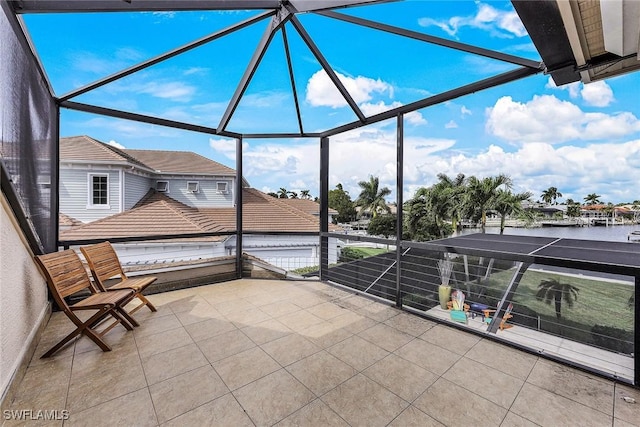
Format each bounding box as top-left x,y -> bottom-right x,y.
58,136 -> 337,270
60,135 -> 245,223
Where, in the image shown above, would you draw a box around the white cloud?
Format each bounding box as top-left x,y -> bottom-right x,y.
486,95 -> 640,143
545,77 -> 614,107
445,120 -> 458,129
183,67 -> 209,76
305,70 -> 392,108
461,106 -> 472,116
137,81 -> 196,102
580,81 -> 614,107
108,140 -> 125,149
418,3 -> 526,38
360,101 -> 426,125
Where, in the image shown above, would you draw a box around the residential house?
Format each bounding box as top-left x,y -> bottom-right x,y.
59,136 -> 338,270
60,135 -> 244,223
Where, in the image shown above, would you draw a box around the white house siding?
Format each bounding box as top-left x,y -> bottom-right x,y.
1,194 -> 49,403
156,177 -> 234,208
59,167 -> 121,223
124,172 -> 152,210
107,240 -> 229,266
70,234 -> 336,272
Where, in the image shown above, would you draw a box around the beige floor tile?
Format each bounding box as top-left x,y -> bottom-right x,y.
501,412 -> 540,427
135,327 -> 194,359
225,307 -> 272,328
167,295 -> 211,314
328,335 -> 389,371
66,352 -> 147,412
443,357 -> 524,409
420,323 -> 481,355
276,399 -> 349,427
277,310 -> 325,332
306,301 -> 348,320
394,338 -> 460,376
183,317 -> 237,342
233,370 -> 315,426
64,388 -> 156,427
73,325 -> 134,355
213,346 -> 281,390
8,355 -> 72,404
330,311 -> 378,334
149,365 -> 229,424
363,354 -> 437,402
299,321 -> 353,349
127,302 -> 173,322
511,383 -> 612,426
334,295 -> 374,310
240,317 -> 292,345
261,333 -> 321,367
527,358 -> 614,415
615,418 -> 638,427
286,350 -> 357,396
290,293 -> 330,309
161,393 -> 253,427
132,313 -> 183,339
384,312 -> 436,337
388,405 -> 444,427
413,378 -> 507,426
321,374 -> 408,427
260,300 -> 303,318
614,384 -> 640,426
196,329 -> 255,363
359,323 -> 413,352
212,297 -> 257,315
465,339 -> 537,380
357,303 -> 400,322
141,343 -> 208,385
174,303 -> 224,326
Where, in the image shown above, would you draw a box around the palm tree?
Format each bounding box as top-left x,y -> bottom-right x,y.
355,176 -> 391,219
288,191 -> 299,199
464,174 -> 512,233
584,193 -> 601,205
277,187 -> 289,199
435,173 -> 466,231
566,203 -> 581,218
300,190 -> 311,200
536,278 -> 579,320
493,189 -> 532,234
540,186 -> 563,205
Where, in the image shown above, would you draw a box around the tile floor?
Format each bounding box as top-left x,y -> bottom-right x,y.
3,279 -> 639,426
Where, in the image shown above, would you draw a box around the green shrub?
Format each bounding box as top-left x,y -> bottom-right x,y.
591,324 -> 633,354
339,247 -> 366,262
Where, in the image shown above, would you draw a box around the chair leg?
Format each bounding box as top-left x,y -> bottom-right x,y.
137,294 -> 157,312
115,306 -> 139,328
42,308 -> 111,358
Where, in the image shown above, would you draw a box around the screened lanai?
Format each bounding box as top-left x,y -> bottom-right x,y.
2,0 -> 640,405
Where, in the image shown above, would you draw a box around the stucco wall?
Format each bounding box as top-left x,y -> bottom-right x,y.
0,193 -> 49,403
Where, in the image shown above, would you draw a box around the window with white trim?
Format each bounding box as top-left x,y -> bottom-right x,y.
216,181 -> 228,193
187,181 -> 199,193
156,181 -> 169,192
89,174 -> 109,206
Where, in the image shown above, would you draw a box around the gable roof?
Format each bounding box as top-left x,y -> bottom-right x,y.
279,198 -> 338,216
124,148 -> 236,176
60,135 -> 238,178
59,188 -> 339,242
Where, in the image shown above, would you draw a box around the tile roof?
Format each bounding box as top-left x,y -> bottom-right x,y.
124,148 -> 236,176
60,135 -> 236,176
59,188 -> 339,241
279,198 -> 338,216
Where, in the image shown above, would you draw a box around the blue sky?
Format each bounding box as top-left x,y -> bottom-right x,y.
22,1 -> 640,204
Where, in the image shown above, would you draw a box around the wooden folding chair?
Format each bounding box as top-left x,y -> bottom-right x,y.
80,241 -> 157,314
35,250 -> 138,357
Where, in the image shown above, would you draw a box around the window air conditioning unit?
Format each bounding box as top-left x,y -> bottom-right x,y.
216,182 -> 229,194
187,181 -> 199,193
156,181 -> 169,192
